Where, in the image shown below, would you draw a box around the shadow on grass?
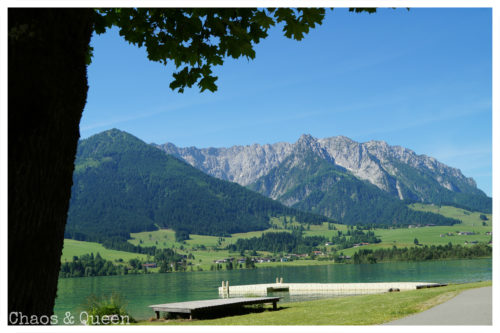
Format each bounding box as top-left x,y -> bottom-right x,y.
158,304 -> 290,321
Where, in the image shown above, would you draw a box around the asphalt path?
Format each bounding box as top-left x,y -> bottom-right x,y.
385,286 -> 492,325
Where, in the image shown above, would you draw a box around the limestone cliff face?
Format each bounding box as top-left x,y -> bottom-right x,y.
318,136 -> 399,197
155,141 -> 294,186
154,134 -> 486,205
362,140 -> 477,190
318,136 -> 481,201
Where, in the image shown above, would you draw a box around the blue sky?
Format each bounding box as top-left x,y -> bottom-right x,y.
80,8 -> 492,196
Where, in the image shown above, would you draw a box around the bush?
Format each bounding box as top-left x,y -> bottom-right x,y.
84,293 -> 135,325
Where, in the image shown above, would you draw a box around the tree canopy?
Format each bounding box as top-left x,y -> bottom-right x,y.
90,8 -> 378,93
91,8 -> 326,92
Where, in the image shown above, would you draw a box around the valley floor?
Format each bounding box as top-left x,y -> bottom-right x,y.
60,204 -> 492,277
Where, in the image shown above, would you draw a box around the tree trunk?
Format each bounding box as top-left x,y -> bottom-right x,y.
8,8 -> 94,323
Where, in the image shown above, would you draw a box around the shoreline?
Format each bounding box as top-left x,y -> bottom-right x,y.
53,258 -> 491,324
58,255 -> 493,280
137,280 -> 492,325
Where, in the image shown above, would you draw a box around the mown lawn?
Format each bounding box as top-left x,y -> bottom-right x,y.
141,280 -> 491,325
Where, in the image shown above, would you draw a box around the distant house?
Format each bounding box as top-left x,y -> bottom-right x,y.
280,257 -> 289,262
257,257 -> 272,263
142,263 -> 157,268
325,242 -> 333,246
485,231 -> 492,235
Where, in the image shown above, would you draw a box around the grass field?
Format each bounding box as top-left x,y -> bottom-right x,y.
61,239 -> 147,263
409,203 -> 492,227
124,219 -> 350,269
340,204 -> 492,256
61,203 -> 492,269
127,216 -> 298,250
139,280 -> 491,325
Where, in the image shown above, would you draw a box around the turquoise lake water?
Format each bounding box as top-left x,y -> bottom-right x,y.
54,258 -> 492,321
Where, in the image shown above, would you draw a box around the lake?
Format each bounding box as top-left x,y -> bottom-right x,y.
54,258 -> 491,321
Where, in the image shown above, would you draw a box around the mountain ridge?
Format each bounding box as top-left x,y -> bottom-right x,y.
155,134 -> 490,214
66,129 -> 330,243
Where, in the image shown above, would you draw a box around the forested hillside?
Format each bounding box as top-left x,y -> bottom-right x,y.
66,129 -> 330,243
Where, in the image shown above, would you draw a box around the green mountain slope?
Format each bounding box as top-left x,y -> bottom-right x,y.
66,129 -> 329,242
249,150 -> 459,226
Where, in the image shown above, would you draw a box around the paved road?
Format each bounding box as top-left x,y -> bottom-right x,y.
385,286 -> 492,325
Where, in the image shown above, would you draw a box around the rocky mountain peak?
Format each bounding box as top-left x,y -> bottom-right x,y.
294,134 -> 335,164
153,133 -> 487,211
297,133 -> 316,144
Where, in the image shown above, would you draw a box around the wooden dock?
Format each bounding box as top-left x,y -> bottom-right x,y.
219,281 -> 446,296
149,296 -> 280,320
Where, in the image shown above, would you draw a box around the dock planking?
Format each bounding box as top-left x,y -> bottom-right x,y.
220,281 -> 447,296
149,296 -> 280,320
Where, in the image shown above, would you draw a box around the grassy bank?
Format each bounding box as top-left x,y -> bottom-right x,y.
141,280 -> 491,325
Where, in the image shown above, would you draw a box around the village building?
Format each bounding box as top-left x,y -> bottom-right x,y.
142,263 -> 157,268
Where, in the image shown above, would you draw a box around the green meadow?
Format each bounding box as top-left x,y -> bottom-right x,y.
60,239 -> 147,263
409,203 -> 491,227
61,203 -> 492,269
340,204 -> 492,256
